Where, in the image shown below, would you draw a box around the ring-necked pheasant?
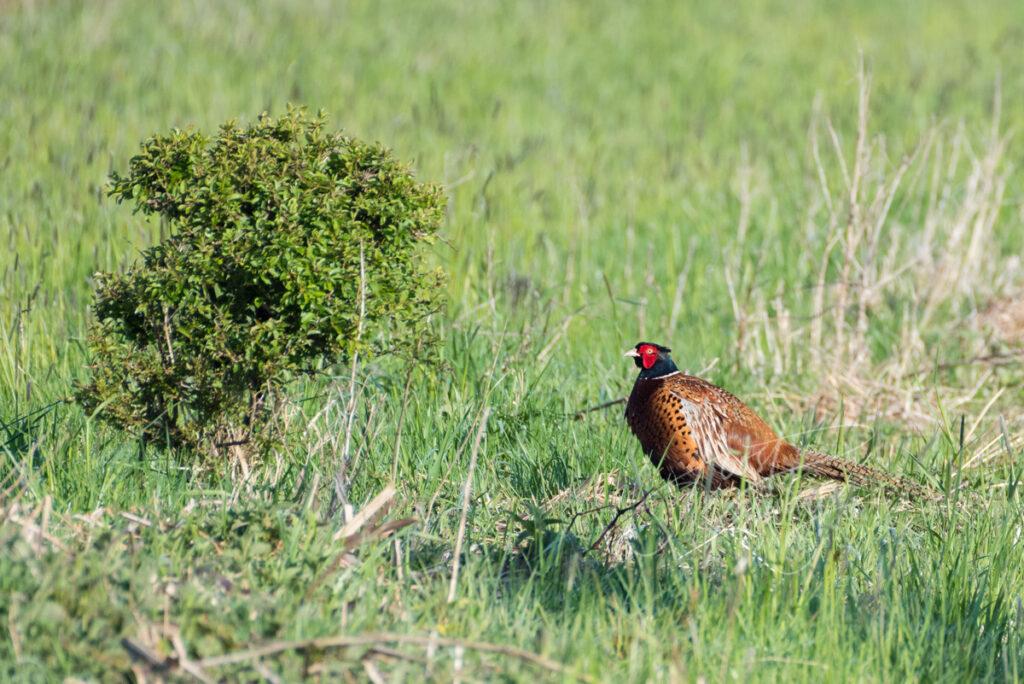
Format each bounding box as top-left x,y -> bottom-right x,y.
624,342 -> 929,496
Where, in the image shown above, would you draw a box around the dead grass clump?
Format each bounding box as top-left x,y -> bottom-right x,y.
541,469 -> 637,510
539,470 -> 651,564
979,293 -> 1024,347
727,63 -> 1021,444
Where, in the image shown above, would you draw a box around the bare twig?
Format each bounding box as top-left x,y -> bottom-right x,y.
449,407 -> 491,603
214,438 -> 250,449
573,397 -> 626,420
161,304 -> 175,365
588,489 -> 653,553
119,512 -> 153,528
194,632 -> 594,682
305,485 -> 415,599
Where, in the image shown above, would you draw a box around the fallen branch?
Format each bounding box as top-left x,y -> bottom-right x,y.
193,632 -> 594,682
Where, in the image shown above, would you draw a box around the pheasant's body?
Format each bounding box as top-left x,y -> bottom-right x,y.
623,342 -> 927,496
625,371 -> 793,487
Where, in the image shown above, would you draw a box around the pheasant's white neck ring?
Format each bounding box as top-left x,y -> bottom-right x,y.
641,371 -> 681,380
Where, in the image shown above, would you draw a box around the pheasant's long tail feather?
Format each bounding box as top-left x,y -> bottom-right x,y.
797,450 -> 935,499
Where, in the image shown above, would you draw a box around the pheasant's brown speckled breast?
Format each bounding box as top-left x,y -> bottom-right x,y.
625,374 -> 712,485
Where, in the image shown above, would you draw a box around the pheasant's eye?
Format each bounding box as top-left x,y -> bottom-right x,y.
645,348 -> 655,354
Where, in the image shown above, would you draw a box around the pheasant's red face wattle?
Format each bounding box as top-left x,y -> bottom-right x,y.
638,344 -> 659,369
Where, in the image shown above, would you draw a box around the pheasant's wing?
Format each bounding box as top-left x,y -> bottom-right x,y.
721,401 -> 800,474
667,390 -> 763,483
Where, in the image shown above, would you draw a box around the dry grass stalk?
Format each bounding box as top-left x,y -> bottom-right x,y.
332,486 -> 396,542
306,485 -> 417,599
448,406 -> 491,603
334,243 -> 368,511
980,295 -> 1024,346
728,65 -> 1019,451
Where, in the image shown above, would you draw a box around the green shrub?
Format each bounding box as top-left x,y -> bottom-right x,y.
78,109 -> 445,457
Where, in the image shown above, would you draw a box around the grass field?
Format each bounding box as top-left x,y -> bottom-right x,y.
3,0 -> 1024,681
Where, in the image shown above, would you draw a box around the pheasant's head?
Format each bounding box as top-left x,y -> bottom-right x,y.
624,342 -> 677,377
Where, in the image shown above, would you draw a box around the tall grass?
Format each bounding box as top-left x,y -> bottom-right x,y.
2,0 -> 1024,680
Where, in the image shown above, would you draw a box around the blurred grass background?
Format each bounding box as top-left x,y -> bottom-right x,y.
2,0 -> 1024,680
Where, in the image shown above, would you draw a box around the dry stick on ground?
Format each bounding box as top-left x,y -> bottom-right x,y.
448,406 -> 491,604
304,651 -> 433,680
192,632 -> 594,683
363,657 -> 387,684
170,630 -> 214,683
252,660 -> 283,684
121,636 -> 214,684
4,500 -> 69,555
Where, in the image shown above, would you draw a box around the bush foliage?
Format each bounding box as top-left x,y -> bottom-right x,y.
78,109 -> 445,455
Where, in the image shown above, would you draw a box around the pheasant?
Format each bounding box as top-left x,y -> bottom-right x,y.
623,342 -> 929,496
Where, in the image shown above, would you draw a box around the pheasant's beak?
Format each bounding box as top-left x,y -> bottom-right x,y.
623,348 -> 640,358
